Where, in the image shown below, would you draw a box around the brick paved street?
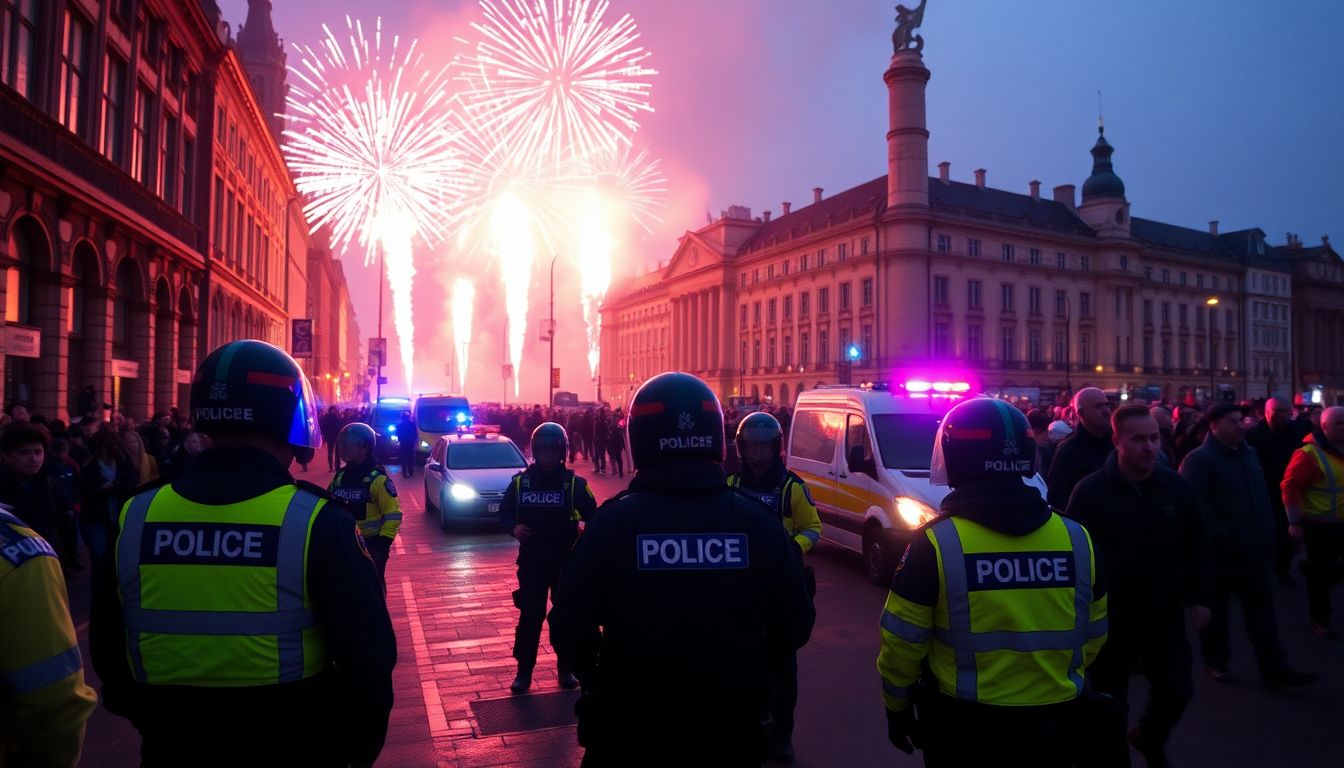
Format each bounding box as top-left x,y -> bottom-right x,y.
71,458 -> 1344,767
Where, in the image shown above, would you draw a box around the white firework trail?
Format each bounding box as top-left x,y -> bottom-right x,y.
451,278 -> 475,392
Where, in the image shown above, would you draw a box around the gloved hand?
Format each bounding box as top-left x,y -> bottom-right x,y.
886,707 -> 921,755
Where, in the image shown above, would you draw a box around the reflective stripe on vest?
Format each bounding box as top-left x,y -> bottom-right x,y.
3,645 -> 83,694
117,486 -> 323,685
929,515 -> 1096,701
1302,445 -> 1344,521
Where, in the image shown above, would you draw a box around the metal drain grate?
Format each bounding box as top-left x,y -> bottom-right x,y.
470,690 -> 580,736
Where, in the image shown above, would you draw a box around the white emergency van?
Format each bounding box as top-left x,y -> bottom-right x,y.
786,380 -> 1046,584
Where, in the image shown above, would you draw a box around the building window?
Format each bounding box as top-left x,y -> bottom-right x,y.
1001,328 -> 1016,362
1029,248 -> 1041,266
58,9 -> 92,137
1028,329 -> 1042,363
933,275 -> 949,305
1079,254 -> 1090,271
1179,339 -> 1188,367
1144,266 -> 1153,281
753,339 -> 761,369
967,325 -> 982,360
1080,334 -> 1091,365
1197,274 -> 1204,289
1079,292 -> 1091,318
740,304 -> 747,329
783,295 -> 792,320
1179,271 -> 1187,286
767,337 -> 777,368
740,273 -> 746,287
784,336 -> 792,366
838,243 -> 848,261
753,301 -> 761,324
1212,276 -> 1220,291
1143,299 -> 1153,324
181,136 -> 194,215
800,332 -> 810,367
1028,286 -> 1041,315
739,341 -> 747,370
1119,254 -> 1129,271
800,253 -> 808,271
1055,290 -> 1066,317
968,239 -> 981,257
1161,269 -> 1170,284
1,0 -> 41,100
937,234 -> 951,253
1161,302 -> 1171,326
1001,283 -> 1015,313
861,237 -> 870,256
934,322 -> 950,357
839,328 -> 851,361
839,282 -> 851,311
1143,336 -> 1154,367
818,330 -> 829,366
160,112 -> 178,203
782,260 -> 790,276
1056,252 -> 1066,269
861,324 -> 872,361
819,287 -> 830,313
753,269 -> 759,284
1055,331 -> 1066,364
1178,304 -> 1188,330
800,292 -> 810,317
767,264 -> 775,280
132,86 -> 152,185
862,277 -> 873,306
101,54 -> 127,165
967,279 -> 982,309
767,298 -> 776,323
817,249 -> 827,267
213,177 -> 224,252
1002,244 -> 1015,263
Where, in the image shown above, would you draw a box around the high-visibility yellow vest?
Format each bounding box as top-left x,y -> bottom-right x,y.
1300,444 -> 1344,522
922,514 -> 1106,706
115,484 -> 329,687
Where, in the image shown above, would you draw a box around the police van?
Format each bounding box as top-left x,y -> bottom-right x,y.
413,393 -> 472,460
787,380 -> 1046,584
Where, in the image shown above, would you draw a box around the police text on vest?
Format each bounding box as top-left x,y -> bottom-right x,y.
637,533 -> 750,570
520,491 -> 564,505
965,551 -> 1075,590
141,523 -> 280,566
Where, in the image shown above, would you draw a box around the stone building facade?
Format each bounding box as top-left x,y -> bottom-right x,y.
0,0 -> 361,420
599,20 -> 1325,409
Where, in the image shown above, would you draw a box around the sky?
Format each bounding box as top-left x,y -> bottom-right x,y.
218,0 -> 1344,404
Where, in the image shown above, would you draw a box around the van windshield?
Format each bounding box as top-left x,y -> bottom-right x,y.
418,404 -> 469,431
871,413 -> 943,470
372,404 -> 408,428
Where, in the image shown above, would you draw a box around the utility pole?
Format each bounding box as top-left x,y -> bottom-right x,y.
547,255 -> 558,409
375,240 -> 384,404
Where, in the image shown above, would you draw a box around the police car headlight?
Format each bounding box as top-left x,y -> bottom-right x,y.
419,440 -> 430,450
450,483 -> 478,501
896,497 -> 937,528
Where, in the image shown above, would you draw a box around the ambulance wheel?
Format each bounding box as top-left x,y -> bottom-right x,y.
863,523 -> 897,586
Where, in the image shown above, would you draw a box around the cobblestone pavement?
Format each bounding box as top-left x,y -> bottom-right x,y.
72,459 -> 1344,767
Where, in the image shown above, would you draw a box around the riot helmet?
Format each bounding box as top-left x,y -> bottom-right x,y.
336,422 -> 377,462
930,397 -> 1035,488
735,411 -> 783,465
190,340 -> 321,463
627,372 -> 724,471
530,422 -> 568,469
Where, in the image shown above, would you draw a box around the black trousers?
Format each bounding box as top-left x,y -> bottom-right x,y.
919,694 -> 1077,767
1199,569 -> 1286,678
325,440 -> 337,470
607,446 -> 624,478
1083,611 -> 1193,767
592,440 -> 607,471
513,549 -> 566,670
1272,502 -> 1293,578
768,648 -> 797,741
1303,521 -> 1344,626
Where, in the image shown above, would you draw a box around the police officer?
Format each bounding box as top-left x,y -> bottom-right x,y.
1,506 -> 97,766
551,372 -> 815,767
877,397 -> 1108,767
500,422 -> 597,693
726,411 -> 822,763
89,340 -> 397,768
328,422 -> 402,582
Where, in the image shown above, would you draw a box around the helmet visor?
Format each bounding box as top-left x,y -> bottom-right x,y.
288,374 -> 322,449
929,426 -> 949,487
740,441 -> 778,463
533,444 -> 565,467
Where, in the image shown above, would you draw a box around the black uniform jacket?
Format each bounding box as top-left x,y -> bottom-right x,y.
550,458 -> 815,751
1065,454 -> 1212,631
498,465 -> 597,555
1046,426 -> 1114,511
89,446 -> 396,767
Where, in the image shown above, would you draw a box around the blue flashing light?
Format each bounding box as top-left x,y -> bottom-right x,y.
455,411 -> 468,424
387,425 -> 397,433
848,345 -> 861,360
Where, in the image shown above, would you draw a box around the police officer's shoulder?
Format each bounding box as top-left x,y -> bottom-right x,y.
369,464 -> 390,477
726,485 -> 779,520
295,479 -> 343,506
0,512 -> 59,569
127,475 -> 174,499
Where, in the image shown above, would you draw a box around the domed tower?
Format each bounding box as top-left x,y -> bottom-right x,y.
236,0 -> 287,141
1077,123 -> 1131,237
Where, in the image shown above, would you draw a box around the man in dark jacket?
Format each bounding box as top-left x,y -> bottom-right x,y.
1067,405 -> 1212,766
320,406 -> 345,471
1047,387 -> 1113,510
591,407 -> 609,475
0,423 -> 77,570
1245,397 -> 1305,584
551,373 -> 814,767
1179,402 -> 1316,689
395,411 -> 417,478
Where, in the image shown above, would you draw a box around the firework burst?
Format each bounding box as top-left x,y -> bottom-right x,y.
457,0 -> 657,166
285,16 -> 461,390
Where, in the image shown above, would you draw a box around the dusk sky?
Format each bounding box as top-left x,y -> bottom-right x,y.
219,0 -> 1344,403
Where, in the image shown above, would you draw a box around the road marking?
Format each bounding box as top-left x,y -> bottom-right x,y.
400,577 -> 452,738
394,536 -> 406,555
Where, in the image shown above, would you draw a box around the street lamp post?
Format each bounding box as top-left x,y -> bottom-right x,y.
1206,296 -> 1219,403
546,255 -> 558,409
375,240 -> 385,404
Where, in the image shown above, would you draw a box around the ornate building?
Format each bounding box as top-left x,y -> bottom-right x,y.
598,14 -> 1325,408
0,0 -> 362,420
1284,235 -> 1344,405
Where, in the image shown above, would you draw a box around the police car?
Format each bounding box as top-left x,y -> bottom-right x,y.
370,396 -> 412,463
787,379 -> 1048,584
423,426 -> 526,532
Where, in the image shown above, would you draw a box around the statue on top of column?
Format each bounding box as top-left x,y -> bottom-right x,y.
892,0 -> 927,54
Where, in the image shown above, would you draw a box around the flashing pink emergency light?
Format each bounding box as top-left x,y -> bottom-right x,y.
901,379 -> 970,395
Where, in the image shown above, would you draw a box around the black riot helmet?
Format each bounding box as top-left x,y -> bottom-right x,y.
627,372 -> 725,471
337,422 -> 377,453
530,421 -> 568,469
190,340 -> 322,464
930,397 -> 1035,489
735,411 -> 783,464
